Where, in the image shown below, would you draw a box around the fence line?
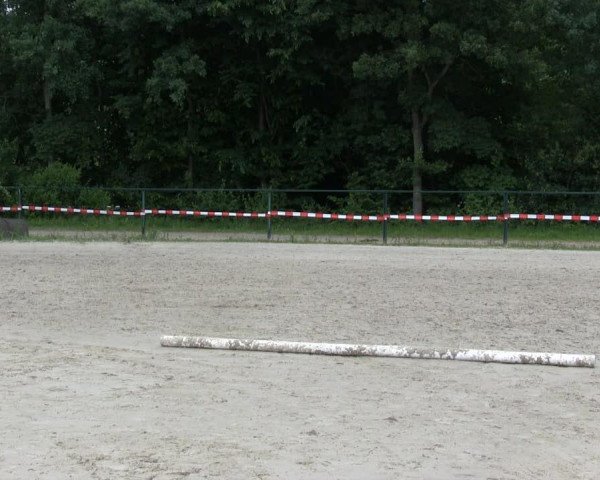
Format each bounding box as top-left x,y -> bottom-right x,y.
2,186 -> 600,245
2,202 -> 600,246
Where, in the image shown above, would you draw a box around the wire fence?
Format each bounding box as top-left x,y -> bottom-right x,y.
1,186 -> 600,244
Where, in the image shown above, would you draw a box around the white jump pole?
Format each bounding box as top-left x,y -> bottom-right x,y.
160,336 -> 595,368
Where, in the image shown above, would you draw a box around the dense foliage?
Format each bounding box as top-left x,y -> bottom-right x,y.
1,0 -> 599,212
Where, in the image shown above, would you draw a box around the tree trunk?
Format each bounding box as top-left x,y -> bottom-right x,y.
43,78 -> 53,119
411,110 -> 424,214
43,78 -> 54,165
258,92 -> 268,132
186,153 -> 193,187
186,96 -> 194,187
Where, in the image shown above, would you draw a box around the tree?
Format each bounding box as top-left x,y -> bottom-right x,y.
203,0 -> 341,188
349,0 -> 548,212
2,0 -> 103,178
506,0 -> 600,193
1,0 -> 599,206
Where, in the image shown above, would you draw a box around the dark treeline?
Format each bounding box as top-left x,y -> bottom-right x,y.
1,0 -> 599,212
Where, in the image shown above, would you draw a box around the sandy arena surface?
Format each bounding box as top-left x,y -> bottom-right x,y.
1,241 -> 599,479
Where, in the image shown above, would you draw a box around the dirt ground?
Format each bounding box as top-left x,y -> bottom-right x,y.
1,241 -> 598,479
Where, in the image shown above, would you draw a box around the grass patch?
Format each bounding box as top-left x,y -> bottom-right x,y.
9,213 -> 600,246
507,222 -> 600,242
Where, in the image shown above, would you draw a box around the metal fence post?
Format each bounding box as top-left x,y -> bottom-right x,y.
502,191 -> 509,246
267,190 -> 272,240
141,189 -> 146,237
17,187 -> 22,218
382,192 -> 388,245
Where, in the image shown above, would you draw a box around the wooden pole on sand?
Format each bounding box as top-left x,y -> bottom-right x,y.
160,336 -> 595,368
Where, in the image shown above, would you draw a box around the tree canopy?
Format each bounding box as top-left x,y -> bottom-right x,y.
1,0 -> 599,211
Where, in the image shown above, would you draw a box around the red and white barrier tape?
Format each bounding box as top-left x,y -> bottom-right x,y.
0,206 -> 19,213
147,209 -> 267,218
509,213 -> 600,222
1,205 -> 143,216
2,205 -> 600,223
388,214 -> 502,222
269,210 -> 386,221
271,212 -> 503,221
0,205 -> 267,218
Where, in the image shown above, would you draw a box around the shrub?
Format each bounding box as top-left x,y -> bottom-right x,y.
25,163 -> 81,205
78,188 -> 112,208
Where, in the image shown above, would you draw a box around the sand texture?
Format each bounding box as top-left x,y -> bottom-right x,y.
1,242 -> 599,479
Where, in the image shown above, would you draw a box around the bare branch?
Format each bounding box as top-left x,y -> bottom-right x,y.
426,57 -> 454,97
422,67 -> 432,89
